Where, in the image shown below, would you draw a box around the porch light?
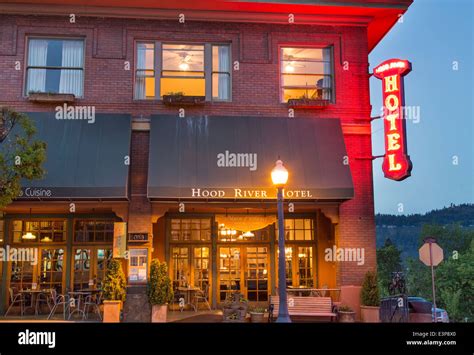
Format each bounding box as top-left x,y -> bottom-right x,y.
271,160 -> 288,187
22,232 -> 36,240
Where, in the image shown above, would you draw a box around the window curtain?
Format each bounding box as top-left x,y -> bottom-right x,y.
322,48 -> 332,100
217,46 -> 230,100
59,40 -> 84,97
135,46 -> 146,99
27,39 -> 48,93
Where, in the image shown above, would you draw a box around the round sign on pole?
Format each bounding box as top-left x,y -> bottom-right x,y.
419,242 -> 443,266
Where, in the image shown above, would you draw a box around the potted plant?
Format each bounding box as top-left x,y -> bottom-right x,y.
102,258 -> 127,323
28,90 -> 75,103
337,305 -> 356,323
287,93 -> 330,109
360,270 -> 381,322
147,259 -> 174,323
162,91 -> 205,106
248,306 -> 266,323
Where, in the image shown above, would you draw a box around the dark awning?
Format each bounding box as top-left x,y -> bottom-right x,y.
13,112 -> 131,200
148,115 -> 353,201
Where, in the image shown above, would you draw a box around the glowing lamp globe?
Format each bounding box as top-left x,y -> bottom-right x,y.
271,160 -> 288,187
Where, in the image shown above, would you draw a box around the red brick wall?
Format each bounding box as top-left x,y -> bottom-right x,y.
0,14 -> 375,286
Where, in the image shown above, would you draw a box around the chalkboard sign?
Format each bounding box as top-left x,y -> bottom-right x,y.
128,233 -> 149,242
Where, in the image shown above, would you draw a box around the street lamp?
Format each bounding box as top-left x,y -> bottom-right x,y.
271,159 -> 291,323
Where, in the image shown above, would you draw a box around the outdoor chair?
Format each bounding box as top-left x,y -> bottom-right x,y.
193,283 -> 211,311
35,289 -> 53,315
47,289 -> 70,320
84,293 -> 102,321
5,287 -> 25,316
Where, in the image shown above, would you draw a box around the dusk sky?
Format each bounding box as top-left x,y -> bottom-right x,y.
369,0 -> 473,215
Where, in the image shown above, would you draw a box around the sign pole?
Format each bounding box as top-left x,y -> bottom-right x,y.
428,240 -> 437,323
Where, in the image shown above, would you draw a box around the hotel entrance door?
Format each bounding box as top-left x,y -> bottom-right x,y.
218,246 -> 269,302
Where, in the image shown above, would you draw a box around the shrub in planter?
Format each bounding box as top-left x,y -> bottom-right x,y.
337,305 -> 356,323
147,259 -> 174,323
102,258 -> 127,323
248,306 -> 266,323
360,270 -> 381,323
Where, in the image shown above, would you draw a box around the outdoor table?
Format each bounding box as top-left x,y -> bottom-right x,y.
19,289 -> 53,316
68,291 -> 92,320
177,286 -> 201,311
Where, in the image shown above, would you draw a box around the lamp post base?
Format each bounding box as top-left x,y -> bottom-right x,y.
276,315 -> 292,323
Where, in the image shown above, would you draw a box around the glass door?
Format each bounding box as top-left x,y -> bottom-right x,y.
245,247 -> 269,302
218,247 -> 242,302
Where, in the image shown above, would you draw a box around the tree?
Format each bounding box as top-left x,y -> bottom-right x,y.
377,238 -> 402,296
147,259 -> 173,305
0,107 -> 46,208
360,270 -> 380,306
102,259 -> 127,302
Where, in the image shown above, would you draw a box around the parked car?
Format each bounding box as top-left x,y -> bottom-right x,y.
407,297 -> 449,323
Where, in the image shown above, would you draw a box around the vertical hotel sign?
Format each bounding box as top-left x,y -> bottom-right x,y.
374,59 -> 412,181
113,222 -> 127,258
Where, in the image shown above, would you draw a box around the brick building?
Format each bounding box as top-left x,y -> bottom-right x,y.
0,0 -> 412,317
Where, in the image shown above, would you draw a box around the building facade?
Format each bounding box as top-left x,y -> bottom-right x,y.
0,0 -> 412,315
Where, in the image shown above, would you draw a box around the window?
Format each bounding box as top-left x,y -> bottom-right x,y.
74,220 -> 114,242
39,248 -> 64,292
12,220 -> 66,243
0,219 -> 4,243
72,247 -> 112,290
26,38 -> 84,97
134,42 -> 231,101
280,47 -> 333,102
161,44 -> 205,97
276,218 -> 314,241
73,248 -> 91,290
171,218 -> 211,241
135,42 -> 155,99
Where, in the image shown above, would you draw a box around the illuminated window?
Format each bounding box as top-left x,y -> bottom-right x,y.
171,218 -> 211,241
280,47 -> 333,102
276,218 -> 314,241
134,42 -> 231,101
26,38 -> 84,97
12,220 -> 66,243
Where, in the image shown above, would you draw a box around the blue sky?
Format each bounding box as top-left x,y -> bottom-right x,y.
369,0 -> 473,215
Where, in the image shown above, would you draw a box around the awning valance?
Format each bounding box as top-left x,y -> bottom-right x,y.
147,115 -> 354,201
11,112 -> 131,200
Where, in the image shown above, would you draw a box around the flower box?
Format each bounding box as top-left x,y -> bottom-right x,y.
162,95 -> 206,106
28,93 -> 76,103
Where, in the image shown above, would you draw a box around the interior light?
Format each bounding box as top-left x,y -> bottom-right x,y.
179,62 -> 190,71
242,231 -> 255,238
285,62 -> 295,72
41,236 -> 52,243
22,232 -> 36,240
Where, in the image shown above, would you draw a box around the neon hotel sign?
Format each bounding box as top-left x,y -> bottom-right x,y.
374,59 -> 412,181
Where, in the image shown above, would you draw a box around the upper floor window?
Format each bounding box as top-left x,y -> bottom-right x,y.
74,220 -> 114,243
12,220 -> 67,243
280,47 -> 333,103
134,42 -> 231,101
26,38 -> 84,98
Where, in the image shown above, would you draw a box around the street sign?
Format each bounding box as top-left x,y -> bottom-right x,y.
419,241 -> 443,266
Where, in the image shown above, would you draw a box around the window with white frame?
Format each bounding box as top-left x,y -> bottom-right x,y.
134,42 -> 231,101
280,47 -> 333,102
26,38 -> 84,97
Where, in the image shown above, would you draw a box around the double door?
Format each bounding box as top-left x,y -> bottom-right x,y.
218,246 -> 269,303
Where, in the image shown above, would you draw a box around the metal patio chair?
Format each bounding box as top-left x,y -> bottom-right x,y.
84,292 -> 102,321
47,289 -> 70,320
5,287 -> 25,317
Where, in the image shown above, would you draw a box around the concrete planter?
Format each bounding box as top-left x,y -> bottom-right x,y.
103,300 -> 122,323
338,311 -> 356,323
151,304 -> 168,323
360,306 -> 380,322
249,312 -> 265,323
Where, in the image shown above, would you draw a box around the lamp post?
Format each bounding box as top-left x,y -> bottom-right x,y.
271,159 -> 291,323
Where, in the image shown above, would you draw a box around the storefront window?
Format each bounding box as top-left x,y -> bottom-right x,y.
276,218 -> 314,241
171,218 -> 211,241
39,248 -> 64,292
12,220 -> 66,243
280,46 -> 333,102
74,220 -> 114,242
73,248 -> 91,290
193,247 -> 210,291
172,247 -> 190,287
10,259 -> 34,291
97,248 -> 112,284
128,249 -> 148,283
